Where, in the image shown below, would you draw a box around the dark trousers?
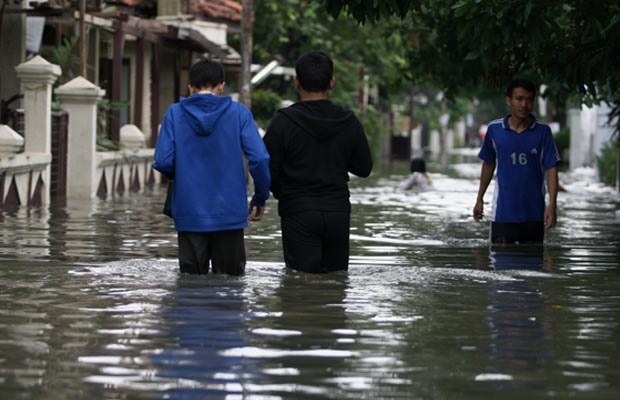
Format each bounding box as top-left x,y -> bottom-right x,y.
178,229 -> 246,275
491,221 -> 544,245
281,211 -> 350,273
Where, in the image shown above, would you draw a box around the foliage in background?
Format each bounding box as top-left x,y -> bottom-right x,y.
96,99 -> 127,151
323,0 -> 412,22
251,0 -> 535,160
42,33 -> 123,150
320,0 -> 620,188
358,105 -> 381,165
596,141 -> 619,188
323,0 -> 620,111
43,37 -> 79,85
41,35 -> 78,115
252,89 -> 282,129
251,0 -> 427,162
252,1 -> 409,105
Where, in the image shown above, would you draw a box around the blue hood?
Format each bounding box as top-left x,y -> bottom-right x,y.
180,94 -> 232,136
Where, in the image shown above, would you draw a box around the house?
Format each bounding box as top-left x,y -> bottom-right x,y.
0,0 -> 243,206
1,0 -> 242,147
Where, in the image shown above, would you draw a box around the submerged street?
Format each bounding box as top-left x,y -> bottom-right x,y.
1,153 -> 619,399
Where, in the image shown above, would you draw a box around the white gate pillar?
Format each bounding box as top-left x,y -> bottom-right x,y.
14,55 -> 61,204
55,77 -> 105,199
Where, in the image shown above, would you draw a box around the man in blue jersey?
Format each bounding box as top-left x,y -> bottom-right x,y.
473,78 -> 560,244
153,59 -> 271,275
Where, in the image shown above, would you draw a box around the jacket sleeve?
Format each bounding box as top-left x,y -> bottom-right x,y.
347,118 -> 373,178
262,115 -> 283,199
152,107 -> 175,181
239,106 -> 271,206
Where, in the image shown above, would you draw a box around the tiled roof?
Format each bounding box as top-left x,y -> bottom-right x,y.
193,0 -> 242,22
117,0 -> 242,22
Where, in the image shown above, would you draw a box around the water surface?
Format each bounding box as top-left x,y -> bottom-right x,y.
1,158 -> 619,399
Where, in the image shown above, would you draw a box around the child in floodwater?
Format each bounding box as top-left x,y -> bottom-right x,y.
399,158 -> 432,192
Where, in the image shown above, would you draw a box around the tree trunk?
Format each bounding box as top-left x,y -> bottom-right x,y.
240,0 -> 253,108
0,0 -> 7,96
407,85 -> 415,158
616,138 -> 620,193
79,0 -> 87,77
439,95 -> 449,169
378,84 -> 391,168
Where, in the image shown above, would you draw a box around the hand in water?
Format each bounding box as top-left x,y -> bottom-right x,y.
473,200 -> 484,221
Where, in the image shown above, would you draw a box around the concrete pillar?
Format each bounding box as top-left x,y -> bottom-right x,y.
120,124 -> 146,150
0,125 -> 24,156
55,77 -> 105,199
14,55 -> 61,205
14,56 -> 61,154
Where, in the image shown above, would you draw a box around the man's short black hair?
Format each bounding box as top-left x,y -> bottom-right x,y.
506,78 -> 536,98
295,51 -> 333,92
189,59 -> 225,89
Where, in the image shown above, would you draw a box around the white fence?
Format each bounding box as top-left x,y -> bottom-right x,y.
0,56 -> 160,209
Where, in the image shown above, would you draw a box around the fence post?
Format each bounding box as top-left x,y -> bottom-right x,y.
55,77 -> 105,199
14,55 -> 61,205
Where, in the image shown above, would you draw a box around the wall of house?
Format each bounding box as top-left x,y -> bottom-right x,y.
568,103 -> 617,170
158,45 -> 179,116
0,12 -> 25,106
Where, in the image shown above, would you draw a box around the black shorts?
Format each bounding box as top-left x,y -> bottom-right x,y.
177,229 -> 246,275
281,211 -> 350,273
490,221 -> 544,244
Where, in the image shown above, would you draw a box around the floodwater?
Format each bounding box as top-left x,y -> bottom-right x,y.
1,152 -> 619,400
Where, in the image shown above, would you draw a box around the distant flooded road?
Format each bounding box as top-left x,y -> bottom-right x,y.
1,153 -> 619,399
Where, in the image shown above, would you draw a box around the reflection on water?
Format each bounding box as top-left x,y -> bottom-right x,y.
490,245 -> 545,271
0,161 -> 619,399
483,245 -> 555,391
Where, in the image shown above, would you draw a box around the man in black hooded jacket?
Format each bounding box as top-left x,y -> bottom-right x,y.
263,51 -> 373,273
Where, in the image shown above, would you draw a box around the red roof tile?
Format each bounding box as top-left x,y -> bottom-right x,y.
117,0 -> 242,22
193,0 -> 242,22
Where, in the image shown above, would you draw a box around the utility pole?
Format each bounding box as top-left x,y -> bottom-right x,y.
240,0 -> 253,109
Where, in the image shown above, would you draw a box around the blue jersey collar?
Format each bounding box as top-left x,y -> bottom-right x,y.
502,114 -> 538,131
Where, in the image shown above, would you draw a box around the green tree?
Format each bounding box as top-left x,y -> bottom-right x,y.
253,0 -> 410,106
323,0 -> 620,185
251,89 -> 282,129
252,0 -> 412,163
596,141 -> 619,188
323,0 -> 620,106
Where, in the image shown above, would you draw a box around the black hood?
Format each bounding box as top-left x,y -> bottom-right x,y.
278,100 -> 356,141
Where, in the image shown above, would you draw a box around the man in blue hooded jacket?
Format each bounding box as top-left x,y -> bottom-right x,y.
153,59 -> 270,275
